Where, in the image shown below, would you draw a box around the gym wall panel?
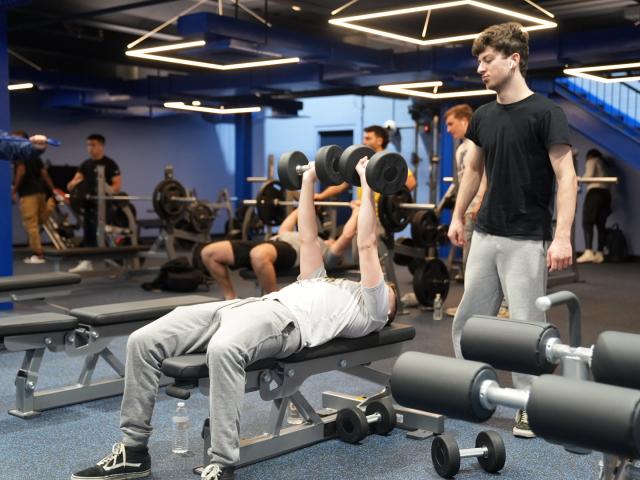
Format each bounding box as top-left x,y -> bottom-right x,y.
10,94 -> 237,243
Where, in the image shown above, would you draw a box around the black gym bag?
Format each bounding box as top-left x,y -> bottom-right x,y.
604,224 -> 628,263
141,257 -> 206,292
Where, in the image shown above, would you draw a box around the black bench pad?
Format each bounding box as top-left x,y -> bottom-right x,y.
0,273 -> 81,292
70,295 -> 217,326
42,246 -> 149,259
162,323 -> 416,379
0,313 -> 79,337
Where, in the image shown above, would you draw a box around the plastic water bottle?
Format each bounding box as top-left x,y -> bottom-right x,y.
433,294 -> 443,321
172,402 -> 190,454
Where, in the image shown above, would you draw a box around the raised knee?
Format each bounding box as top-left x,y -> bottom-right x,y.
249,249 -> 272,268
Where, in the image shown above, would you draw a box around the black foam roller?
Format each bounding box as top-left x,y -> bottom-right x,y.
528,375 -> 640,459
390,352 -> 497,422
592,331 -> 640,390
461,316 -> 560,375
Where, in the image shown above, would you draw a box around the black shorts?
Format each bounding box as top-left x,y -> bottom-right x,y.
582,188 -> 611,225
229,240 -> 297,272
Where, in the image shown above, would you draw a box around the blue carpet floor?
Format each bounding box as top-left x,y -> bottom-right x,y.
2,258 -> 638,480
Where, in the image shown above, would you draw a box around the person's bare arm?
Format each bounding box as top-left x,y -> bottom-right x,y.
110,175 -> 122,193
405,171 -> 417,191
328,202 -> 359,257
448,142 -> 484,245
67,171 -> 84,191
278,209 -> 299,233
12,163 -> 26,201
314,182 -> 349,201
41,168 -> 56,193
356,158 -> 383,288
547,144 -> 577,272
298,164 -> 324,278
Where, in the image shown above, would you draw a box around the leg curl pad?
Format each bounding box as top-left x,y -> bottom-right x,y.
391,352 -> 497,422
592,331 -> 640,390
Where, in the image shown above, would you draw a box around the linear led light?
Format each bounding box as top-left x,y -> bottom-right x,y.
379,81 -> 496,99
126,40 -> 300,71
164,101 -> 261,114
564,62 -> 640,84
329,0 -> 557,47
8,82 -> 34,91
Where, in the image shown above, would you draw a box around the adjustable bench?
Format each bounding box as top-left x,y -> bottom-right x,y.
42,245 -> 149,272
1,294 -> 216,418
0,272 -> 81,302
161,323 -> 444,469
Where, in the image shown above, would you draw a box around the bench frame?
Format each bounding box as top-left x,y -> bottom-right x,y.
169,341 -> 444,469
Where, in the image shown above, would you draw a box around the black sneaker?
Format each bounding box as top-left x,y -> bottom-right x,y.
201,464 -> 235,480
513,409 -> 535,438
71,443 -> 151,479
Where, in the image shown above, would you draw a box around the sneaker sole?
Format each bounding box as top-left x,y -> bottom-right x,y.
71,470 -> 150,480
512,427 -> 536,438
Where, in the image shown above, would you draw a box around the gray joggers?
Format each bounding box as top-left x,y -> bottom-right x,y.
452,231 -> 548,389
119,298 -> 301,467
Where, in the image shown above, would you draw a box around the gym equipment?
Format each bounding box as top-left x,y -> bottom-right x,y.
0,134 -> 61,146
412,258 -> 450,307
187,201 -> 215,234
378,188 -> 413,232
0,272 -> 81,303
278,144 -> 408,194
431,431 -> 506,478
161,323 -> 444,469
335,397 -> 396,443
391,352 -> 640,460
152,178 -> 190,222
411,209 -> 440,247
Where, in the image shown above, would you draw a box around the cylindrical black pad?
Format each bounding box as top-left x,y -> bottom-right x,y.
390,352 -> 498,422
592,331 -> 640,390
528,375 -> 640,458
461,316 -> 560,375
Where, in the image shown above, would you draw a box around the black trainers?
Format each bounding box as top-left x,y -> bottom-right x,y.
513,409 -> 535,438
71,442 -> 151,479
201,464 -> 235,480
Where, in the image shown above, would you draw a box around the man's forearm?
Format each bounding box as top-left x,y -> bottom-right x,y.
298,176 -> 319,242
12,172 -> 24,195
554,176 -> 577,240
452,169 -> 482,220
356,184 -> 377,249
316,183 -> 347,200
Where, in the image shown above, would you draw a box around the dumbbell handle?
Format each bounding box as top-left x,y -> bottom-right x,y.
459,447 -> 488,459
577,177 -> 618,184
244,198 -> 436,210
366,412 -> 382,424
479,380 -> 529,411
295,165 -> 313,175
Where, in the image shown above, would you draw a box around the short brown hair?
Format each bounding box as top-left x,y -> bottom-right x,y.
472,22 -> 529,77
444,104 -> 473,121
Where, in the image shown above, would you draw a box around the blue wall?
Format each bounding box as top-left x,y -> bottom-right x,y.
1,11 -> 12,276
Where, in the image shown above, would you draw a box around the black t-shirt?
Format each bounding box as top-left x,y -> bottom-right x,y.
79,156 -> 120,190
16,155 -> 47,197
466,93 -> 571,240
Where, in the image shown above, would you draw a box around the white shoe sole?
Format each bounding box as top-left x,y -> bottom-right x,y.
512,426 -> 536,438
71,470 -> 150,480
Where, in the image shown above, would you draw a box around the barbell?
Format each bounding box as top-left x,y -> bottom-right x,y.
0,134 -> 61,146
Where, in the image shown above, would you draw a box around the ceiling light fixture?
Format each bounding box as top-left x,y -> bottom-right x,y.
126,40 -> 300,71
164,101 -> 261,114
7,82 -> 34,91
379,81 -> 496,99
329,0 -> 557,47
291,5 -> 302,11
563,62 -> 640,84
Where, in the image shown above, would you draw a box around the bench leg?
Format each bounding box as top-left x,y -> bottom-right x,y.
10,349 -> 45,418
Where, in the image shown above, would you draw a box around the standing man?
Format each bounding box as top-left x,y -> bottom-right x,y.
11,131 -> 56,264
448,22 -> 577,438
67,134 -> 121,272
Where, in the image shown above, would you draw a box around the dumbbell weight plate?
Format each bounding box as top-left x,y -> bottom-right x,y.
475,430 -> 506,473
255,180 -> 287,226
411,210 -> 440,248
339,145 -> 375,187
365,397 -> 396,435
366,151 -> 408,195
69,180 -> 93,215
378,188 -> 413,233
412,258 -> 450,307
431,434 -> 461,478
189,201 -> 215,233
315,145 -> 344,186
336,406 -> 369,444
152,179 -> 187,222
278,151 -> 309,190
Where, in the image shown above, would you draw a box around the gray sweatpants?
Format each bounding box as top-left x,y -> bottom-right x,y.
452,231 -> 548,390
119,298 -> 301,467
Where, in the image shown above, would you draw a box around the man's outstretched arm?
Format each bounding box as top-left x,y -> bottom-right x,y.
355,158 -> 383,288
298,164 -> 324,278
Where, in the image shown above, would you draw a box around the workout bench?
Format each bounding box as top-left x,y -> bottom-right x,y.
0,272 -> 81,303
42,245 -> 149,272
161,322 -> 444,469
0,294 -> 216,418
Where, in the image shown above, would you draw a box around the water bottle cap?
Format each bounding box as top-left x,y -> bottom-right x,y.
177,402 -> 185,407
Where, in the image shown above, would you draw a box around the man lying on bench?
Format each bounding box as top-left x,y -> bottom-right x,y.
71,156 -> 399,480
200,203 -> 359,300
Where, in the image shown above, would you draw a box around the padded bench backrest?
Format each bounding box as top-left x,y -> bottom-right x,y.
0,312 -> 79,337
69,295 -> 217,326
0,273 -> 81,292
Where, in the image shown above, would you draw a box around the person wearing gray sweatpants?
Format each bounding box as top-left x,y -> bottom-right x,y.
448,23 -> 577,439
71,156 -> 398,480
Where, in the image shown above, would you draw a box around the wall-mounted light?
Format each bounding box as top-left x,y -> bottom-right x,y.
8,82 -> 34,91
126,40 -> 300,71
564,62 -> 640,84
379,81 -> 496,99
164,101 -> 261,114
329,0 -> 557,47
291,5 -> 302,12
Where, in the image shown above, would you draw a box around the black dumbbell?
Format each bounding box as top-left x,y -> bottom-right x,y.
335,398 -> 397,444
431,431 -> 506,478
278,145 -> 344,190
